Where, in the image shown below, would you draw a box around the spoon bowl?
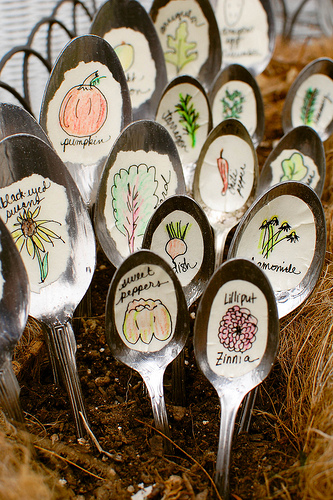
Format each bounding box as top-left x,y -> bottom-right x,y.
40,34 -> 132,208
282,57 -> 333,142
0,102 -> 52,146
193,118 -> 258,266
257,125 -> 326,197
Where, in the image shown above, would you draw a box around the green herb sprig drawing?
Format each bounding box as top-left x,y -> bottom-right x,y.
300,87 -> 319,125
11,206 -> 65,283
259,216 -> 299,259
111,164 -> 159,253
221,89 -> 245,119
164,21 -> 198,74
175,93 -> 200,148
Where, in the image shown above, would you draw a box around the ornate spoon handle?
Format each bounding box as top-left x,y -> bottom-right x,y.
143,368 -> 172,454
0,356 -> 25,426
44,321 -> 87,438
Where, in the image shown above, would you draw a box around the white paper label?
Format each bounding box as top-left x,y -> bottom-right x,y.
114,263 -> 177,352
216,0 -> 270,69
105,150 -> 178,257
207,280 -> 268,378
198,134 -> 255,212
104,27 -> 156,110
234,195 -> 316,292
46,61 -> 122,165
0,174 -> 70,293
150,209 -> 204,287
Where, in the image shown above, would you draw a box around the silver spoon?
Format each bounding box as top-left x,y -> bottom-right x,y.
214,0 -> 276,76
94,119 -> 185,269
0,102 -> 52,146
194,257 -> 279,498
193,118 -> 258,267
208,63 -> 265,148
149,0 -> 222,91
39,34 -> 132,208
282,57 -> 333,142
257,125 -> 326,198
155,75 -> 213,193
228,181 -> 326,432
105,249 -> 190,452
90,0 -> 167,120
0,217 -> 29,427
142,194 -> 215,405
0,133 -> 96,437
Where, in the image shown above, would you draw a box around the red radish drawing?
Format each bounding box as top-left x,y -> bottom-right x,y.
217,149 -> 229,196
59,71 -> 107,137
224,0 -> 244,27
165,221 -> 190,262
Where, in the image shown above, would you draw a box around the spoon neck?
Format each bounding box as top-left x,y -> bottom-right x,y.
215,392 -> 243,499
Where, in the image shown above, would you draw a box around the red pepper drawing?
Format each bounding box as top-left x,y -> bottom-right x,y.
217,149 -> 229,195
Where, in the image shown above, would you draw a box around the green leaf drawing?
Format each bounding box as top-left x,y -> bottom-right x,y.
41,253 -> 49,282
280,152 -> 308,182
164,21 -> 198,74
300,87 -> 319,125
111,164 -> 159,253
175,93 -> 200,148
221,89 -> 245,119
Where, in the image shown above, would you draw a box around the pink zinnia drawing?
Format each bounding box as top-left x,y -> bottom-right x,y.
218,305 -> 258,353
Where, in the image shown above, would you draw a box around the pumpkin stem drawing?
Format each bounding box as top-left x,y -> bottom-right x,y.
59,70 -> 108,137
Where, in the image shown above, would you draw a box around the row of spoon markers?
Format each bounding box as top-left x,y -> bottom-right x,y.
0,0 -> 332,496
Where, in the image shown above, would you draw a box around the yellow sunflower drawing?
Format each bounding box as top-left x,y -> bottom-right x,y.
11,206 -> 65,283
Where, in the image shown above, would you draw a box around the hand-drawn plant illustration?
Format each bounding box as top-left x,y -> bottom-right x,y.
217,149 -> 229,195
259,216 -> 300,259
11,206 -> 65,283
59,71 -> 107,137
164,21 -> 198,74
114,42 -> 134,72
221,89 -> 245,119
122,298 -> 172,344
300,87 -> 319,126
111,164 -> 159,253
218,304 -> 257,352
165,221 -> 191,262
280,152 -> 308,182
174,93 -> 200,148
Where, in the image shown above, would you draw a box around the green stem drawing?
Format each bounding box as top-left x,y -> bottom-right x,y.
175,93 -> 200,148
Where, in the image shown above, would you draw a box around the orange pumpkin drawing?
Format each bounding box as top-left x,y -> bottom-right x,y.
59,71 -> 108,137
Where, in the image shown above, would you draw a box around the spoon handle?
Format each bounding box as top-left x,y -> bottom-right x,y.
45,322 -> 87,438
143,368 -> 172,453
238,387 -> 258,434
214,227 -> 229,269
0,357 -> 26,426
215,393 -> 242,499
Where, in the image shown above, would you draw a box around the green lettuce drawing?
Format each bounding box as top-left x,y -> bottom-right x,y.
280,152 -> 308,182
164,21 -> 198,74
111,164 -> 159,253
